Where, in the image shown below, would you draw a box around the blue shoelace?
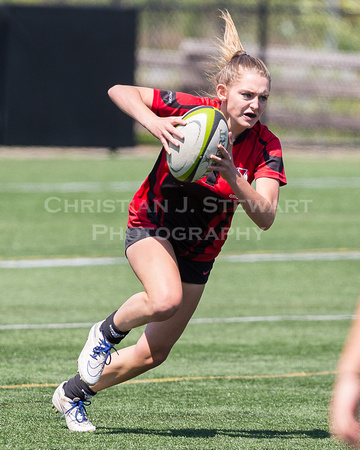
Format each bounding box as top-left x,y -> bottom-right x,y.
65,399 -> 92,423
91,329 -> 116,365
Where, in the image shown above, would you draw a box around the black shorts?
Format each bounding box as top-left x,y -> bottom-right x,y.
125,227 -> 214,285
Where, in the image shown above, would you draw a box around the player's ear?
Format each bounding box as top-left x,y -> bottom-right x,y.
216,84 -> 228,101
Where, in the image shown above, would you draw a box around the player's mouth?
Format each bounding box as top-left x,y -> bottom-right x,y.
244,112 -> 257,120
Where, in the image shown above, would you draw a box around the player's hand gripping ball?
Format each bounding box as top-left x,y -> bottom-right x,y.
167,106 -> 229,182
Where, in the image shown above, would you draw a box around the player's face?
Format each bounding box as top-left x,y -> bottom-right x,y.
217,72 -> 270,137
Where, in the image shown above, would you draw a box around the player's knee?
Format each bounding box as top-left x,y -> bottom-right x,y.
148,347 -> 171,368
149,290 -> 183,322
135,340 -> 172,370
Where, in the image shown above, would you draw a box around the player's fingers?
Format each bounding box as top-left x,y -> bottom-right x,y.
216,143 -> 232,161
172,117 -> 187,127
227,131 -> 234,149
209,152 -> 221,163
161,138 -> 172,155
170,128 -> 184,142
167,131 -> 183,148
161,127 -> 184,153
169,119 -> 186,141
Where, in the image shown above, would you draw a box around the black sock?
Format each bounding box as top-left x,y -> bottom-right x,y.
64,374 -> 96,401
101,310 -> 130,345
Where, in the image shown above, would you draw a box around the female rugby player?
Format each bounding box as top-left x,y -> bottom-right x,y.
52,10 -> 287,431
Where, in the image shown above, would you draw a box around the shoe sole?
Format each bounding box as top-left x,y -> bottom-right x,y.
52,383 -> 65,415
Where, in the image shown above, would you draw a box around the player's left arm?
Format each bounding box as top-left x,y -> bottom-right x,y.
209,140 -> 280,230
232,175 -> 280,230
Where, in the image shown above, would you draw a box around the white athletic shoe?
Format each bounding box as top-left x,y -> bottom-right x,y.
52,382 -> 96,432
78,321 -> 116,386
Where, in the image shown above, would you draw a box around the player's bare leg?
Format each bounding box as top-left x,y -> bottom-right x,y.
78,236 -> 187,385
90,281 -> 205,392
112,236 -> 185,330
54,237 -> 205,431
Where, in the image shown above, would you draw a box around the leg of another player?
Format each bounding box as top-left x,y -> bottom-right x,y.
90,281 -> 205,392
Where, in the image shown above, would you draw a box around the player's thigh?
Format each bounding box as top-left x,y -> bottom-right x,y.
126,236 -> 182,298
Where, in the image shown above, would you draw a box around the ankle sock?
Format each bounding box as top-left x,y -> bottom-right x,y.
101,310 -> 129,345
64,374 -> 96,401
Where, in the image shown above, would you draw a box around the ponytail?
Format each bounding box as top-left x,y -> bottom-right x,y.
207,10 -> 271,93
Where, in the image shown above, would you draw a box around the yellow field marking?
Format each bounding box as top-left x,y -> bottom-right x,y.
0,371 -> 336,390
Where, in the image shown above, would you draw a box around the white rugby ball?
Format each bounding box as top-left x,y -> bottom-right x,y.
167,105 -> 229,182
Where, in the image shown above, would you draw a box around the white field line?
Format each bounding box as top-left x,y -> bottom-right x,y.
0,256 -> 127,269
0,181 -> 141,193
290,177 -> 360,189
221,251 -> 360,263
1,177 -> 360,193
190,314 -> 356,324
1,252 -> 357,330
1,250 -> 360,269
0,314 -> 355,331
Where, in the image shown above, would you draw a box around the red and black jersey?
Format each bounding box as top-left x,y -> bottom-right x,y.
128,90 -> 287,262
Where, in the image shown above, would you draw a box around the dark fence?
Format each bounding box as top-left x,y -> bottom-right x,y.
0,5 -> 136,148
1,2 -> 359,148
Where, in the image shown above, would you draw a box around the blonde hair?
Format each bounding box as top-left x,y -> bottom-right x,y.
208,10 -> 271,92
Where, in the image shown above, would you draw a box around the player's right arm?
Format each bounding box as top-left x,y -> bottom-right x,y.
108,85 -> 185,153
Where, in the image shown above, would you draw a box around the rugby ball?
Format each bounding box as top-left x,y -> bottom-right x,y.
167,105 -> 229,182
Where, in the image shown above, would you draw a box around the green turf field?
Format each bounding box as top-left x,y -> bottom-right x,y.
1,147 -> 359,449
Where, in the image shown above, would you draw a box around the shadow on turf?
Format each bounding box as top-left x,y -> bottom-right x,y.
97,427 -> 330,439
